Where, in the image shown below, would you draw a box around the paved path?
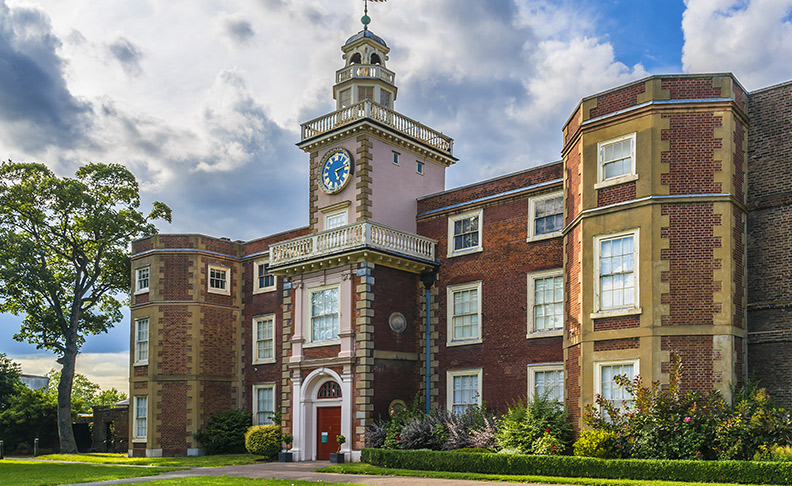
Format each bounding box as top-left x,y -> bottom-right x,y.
8,459 -> 552,486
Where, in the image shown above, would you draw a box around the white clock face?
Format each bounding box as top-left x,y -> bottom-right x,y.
320,148 -> 353,194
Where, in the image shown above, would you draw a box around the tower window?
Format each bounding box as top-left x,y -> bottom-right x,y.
350,53 -> 362,64
339,89 -> 352,109
358,86 -> 374,102
380,90 -> 391,108
370,53 -> 381,65
392,151 -> 400,165
417,161 -> 424,175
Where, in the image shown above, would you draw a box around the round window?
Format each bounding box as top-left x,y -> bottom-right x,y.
389,312 -> 407,333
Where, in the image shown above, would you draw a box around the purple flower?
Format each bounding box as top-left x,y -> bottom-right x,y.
684,416 -> 691,422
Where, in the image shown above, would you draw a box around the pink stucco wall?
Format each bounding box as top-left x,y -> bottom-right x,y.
369,138 -> 446,233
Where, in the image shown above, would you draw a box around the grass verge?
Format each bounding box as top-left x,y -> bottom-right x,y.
0,460 -> 182,486
320,462 -> 774,486
34,453 -> 263,467
144,478 -> 372,486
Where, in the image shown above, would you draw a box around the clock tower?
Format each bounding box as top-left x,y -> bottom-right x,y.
268,13 -> 456,461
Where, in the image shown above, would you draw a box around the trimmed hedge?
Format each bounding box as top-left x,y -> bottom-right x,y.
361,448 -> 792,484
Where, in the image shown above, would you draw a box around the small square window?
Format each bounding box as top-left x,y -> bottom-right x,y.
358,86 -> 374,102
447,281 -> 482,346
253,384 -> 276,425
448,209 -> 483,256
596,360 -> 639,417
208,264 -> 230,295
597,133 -> 637,188
135,266 -> 150,294
528,192 -> 563,241
416,161 -> 424,174
254,260 -> 276,294
325,209 -> 348,230
393,151 -> 400,165
134,317 -> 149,365
447,369 -> 482,414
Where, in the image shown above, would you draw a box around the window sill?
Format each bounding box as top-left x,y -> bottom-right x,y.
133,361 -> 148,367
526,231 -> 562,243
446,338 -> 482,347
526,330 -> 563,339
208,288 -> 231,296
134,289 -> 149,296
590,307 -> 642,319
594,173 -> 638,190
252,359 -> 276,365
447,247 -> 483,258
252,286 -> 277,295
304,340 -> 341,349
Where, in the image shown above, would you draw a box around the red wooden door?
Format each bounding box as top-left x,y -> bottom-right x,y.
316,406 -> 341,460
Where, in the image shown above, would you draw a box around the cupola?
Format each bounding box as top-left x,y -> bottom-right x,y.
333,10 -> 397,111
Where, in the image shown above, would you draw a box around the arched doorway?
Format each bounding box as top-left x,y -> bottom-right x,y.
294,368 -> 352,461
315,381 -> 342,460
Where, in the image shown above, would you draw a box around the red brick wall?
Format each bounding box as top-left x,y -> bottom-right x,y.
597,182 -> 636,207
661,335 -> 714,394
565,345 -> 581,428
660,78 -> 721,100
566,225 -> 581,338
372,266 -> 419,354
199,307 -> 236,376
417,168 -> 564,412
588,82 -> 646,119
158,306 -> 192,375
660,204 -> 721,326
160,255 -> 193,301
158,381 -> 189,454
593,338 -> 639,352
660,113 -> 723,195
593,315 -> 640,332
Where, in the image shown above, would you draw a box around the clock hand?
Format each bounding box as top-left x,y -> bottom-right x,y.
335,167 -> 342,177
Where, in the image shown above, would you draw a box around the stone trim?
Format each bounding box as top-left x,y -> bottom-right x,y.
353,261 -> 374,448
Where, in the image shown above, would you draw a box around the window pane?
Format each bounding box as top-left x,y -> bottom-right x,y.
452,374 -> 478,414
453,215 -> 480,251
452,288 -> 479,340
311,288 -> 339,342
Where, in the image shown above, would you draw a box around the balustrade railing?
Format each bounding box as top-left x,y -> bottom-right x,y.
335,64 -> 395,84
300,100 -> 454,155
270,221 -> 436,267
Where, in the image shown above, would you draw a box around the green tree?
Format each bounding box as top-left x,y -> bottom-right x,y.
0,353 -> 22,410
0,385 -> 60,451
95,388 -> 127,406
0,162 -> 171,452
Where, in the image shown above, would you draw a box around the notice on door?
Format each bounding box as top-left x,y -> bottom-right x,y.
321,432 -> 328,443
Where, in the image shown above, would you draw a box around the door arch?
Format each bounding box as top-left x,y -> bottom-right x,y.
295,368 -> 352,461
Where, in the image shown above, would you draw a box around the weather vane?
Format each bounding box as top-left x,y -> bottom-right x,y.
362,0 -> 388,31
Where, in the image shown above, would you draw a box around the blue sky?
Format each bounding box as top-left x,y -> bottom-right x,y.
1,0 -> 791,390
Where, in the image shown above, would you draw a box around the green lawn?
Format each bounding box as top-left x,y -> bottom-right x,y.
320,462 -> 775,486
144,479 -> 370,486
0,460 -> 182,486
35,453 -> 263,467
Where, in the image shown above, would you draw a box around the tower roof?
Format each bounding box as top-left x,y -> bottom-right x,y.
344,29 -> 387,48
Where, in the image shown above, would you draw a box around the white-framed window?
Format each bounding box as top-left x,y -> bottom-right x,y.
133,395 -> 147,440
594,229 -> 640,315
527,269 -> 563,336
135,266 -> 150,294
134,317 -> 149,365
447,209 -> 483,256
447,369 -> 482,414
528,192 -> 563,241
253,315 -> 275,364
392,151 -> 400,165
595,359 -> 639,413
528,363 -> 564,403
339,88 -> 352,109
416,161 -> 424,175
447,281 -> 482,346
358,85 -> 374,101
380,90 -> 392,108
253,384 -> 276,425
596,133 -> 637,188
325,208 -> 348,230
208,264 -> 230,295
309,285 -> 340,344
253,260 -> 276,294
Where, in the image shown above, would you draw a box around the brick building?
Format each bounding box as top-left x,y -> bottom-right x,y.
128,25 -> 792,458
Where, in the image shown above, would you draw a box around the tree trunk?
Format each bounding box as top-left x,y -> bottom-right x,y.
57,342 -> 79,453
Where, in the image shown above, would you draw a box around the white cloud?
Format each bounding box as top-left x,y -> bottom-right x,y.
682,0 -> 792,89
13,352 -> 129,392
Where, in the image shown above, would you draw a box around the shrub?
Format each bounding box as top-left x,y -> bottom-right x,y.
755,444 -> 792,462
362,448 -> 792,484
452,447 -> 490,453
245,424 -> 282,458
496,395 -> 572,454
533,431 -> 565,455
573,429 -> 619,458
365,419 -> 387,449
194,408 -> 252,455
